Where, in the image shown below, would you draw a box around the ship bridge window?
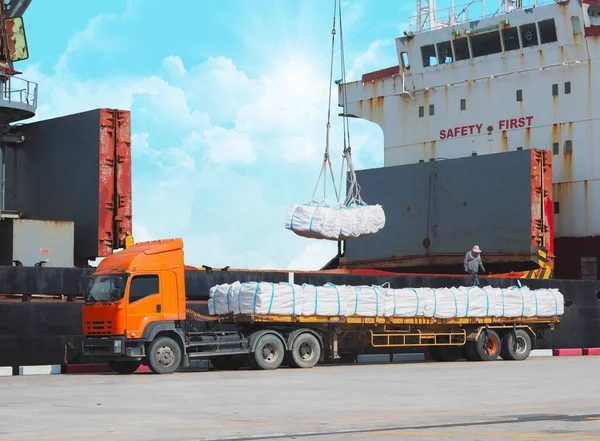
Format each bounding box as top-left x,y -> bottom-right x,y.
401,51 -> 411,70
421,44 -> 438,67
520,23 -> 539,48
470,30 -> 503,58
453,38 -> 470,61
502,27 -> 520,51
538,19 -> 558,44
436,41 -> 453,64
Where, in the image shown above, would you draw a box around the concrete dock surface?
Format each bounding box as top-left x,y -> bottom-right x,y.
1,356 -> 599,440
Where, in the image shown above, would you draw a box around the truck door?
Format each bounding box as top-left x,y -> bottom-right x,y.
126,274 -> 164,339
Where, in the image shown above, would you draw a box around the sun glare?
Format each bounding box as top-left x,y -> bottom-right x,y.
275,57 -> 317,92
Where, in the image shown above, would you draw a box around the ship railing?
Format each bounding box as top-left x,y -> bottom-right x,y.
409,0 -> 562,33
0,75 -> 38,112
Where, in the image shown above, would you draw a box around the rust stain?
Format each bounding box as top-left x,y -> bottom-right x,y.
560,46 -> 565,63
552,123 -> 560,143
374,96 -> 385,125
525,127 -> 531,149
501,131 -> 509,152
422,142 -> 428,161
431,140 -> 437,160
563,150 -> 573,183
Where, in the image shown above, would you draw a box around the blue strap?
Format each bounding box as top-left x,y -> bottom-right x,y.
433,288 -> 437,317
451,288 -> 458,317
393,288 -> 397,316
500,288 -> 505,317
482,287 -> 489,316
291,283 -> 296,315
331,284 -> 341,316
314,286 -> 319,315
409,288 -> 419,316
354,287 -> 359,315
517,285 -> 524,316
466,287 -> 471,316
553,290 -> 558,315
238,283 -> 245,314
267,283 -> 275,314
212,288 -> 217,315
373,287 -> 379,316
533,288 -> 539,316
253,282 -> 261,314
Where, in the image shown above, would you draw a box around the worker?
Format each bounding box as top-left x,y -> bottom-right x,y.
464,245 -> 485,287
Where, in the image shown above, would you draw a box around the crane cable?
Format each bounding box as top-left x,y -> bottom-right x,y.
311,0 -> 341,206
336,0 -> 363,209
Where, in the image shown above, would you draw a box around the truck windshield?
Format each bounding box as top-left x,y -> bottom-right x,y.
85,274 -> 129,303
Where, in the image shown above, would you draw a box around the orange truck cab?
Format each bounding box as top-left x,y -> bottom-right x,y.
81,238 -> 192,373
81,238 -> 325,374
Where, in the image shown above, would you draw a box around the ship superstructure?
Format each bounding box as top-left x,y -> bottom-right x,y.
339,0 -> 600,280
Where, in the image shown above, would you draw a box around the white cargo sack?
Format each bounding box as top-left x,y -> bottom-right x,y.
208,282 -> 240,315
302,283 -> 348,316
285,203 -> 385,241
232,281 -> 304,315
346,285 -> 386,317
384,288 -> 422,317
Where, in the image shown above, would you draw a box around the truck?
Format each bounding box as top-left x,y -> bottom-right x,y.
81,238 -> 562,374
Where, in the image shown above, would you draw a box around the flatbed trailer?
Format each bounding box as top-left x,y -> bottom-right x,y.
81,239 -> 561,374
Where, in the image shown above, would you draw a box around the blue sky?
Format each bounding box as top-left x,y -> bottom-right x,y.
17,0 -> 424,270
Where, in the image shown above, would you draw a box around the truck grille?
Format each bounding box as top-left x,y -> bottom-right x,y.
85,320 -> 113,336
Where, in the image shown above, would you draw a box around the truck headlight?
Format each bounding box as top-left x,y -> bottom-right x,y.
113,340 -> 122,353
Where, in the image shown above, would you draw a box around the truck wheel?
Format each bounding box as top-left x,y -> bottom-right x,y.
429,346 -> 462,362
501,329 -> 532,361
108,360 -> 140,374
147,336 -> 182,374
471,329 -> 501,361
252,334 -> 284,370
288,333 -> 321,368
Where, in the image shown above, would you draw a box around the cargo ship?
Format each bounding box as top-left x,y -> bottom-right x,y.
1,0 -> 599,371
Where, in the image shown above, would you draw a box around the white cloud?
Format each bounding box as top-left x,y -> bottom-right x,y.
18,8 -> 387,270
202,126 -> 256,164
347,40 -> 397,82
286,241 -> 338,271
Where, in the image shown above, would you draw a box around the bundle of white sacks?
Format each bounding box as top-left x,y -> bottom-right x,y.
208,282 -> 564,318
285,203 -> 386,240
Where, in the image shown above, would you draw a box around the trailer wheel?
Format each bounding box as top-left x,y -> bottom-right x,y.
501,329 -> 532,361
147,336 -> 182,374
252,334 -> 284,370
470,329 -> 501,362
429,346 -> 462,362
288,333 -> 321,368
108,360 -> 140,374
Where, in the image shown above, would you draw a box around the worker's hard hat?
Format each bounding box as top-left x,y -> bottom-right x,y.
472,245 -> 482,253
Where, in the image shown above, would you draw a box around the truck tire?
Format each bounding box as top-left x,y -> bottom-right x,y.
108,360 -> 140,374
147,336 -> 182,374
288,333 -> 321,368
470,329 -> 501,362
429,346 -> 462,362
252,334 -> 284,370
501,329 -> 532,361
